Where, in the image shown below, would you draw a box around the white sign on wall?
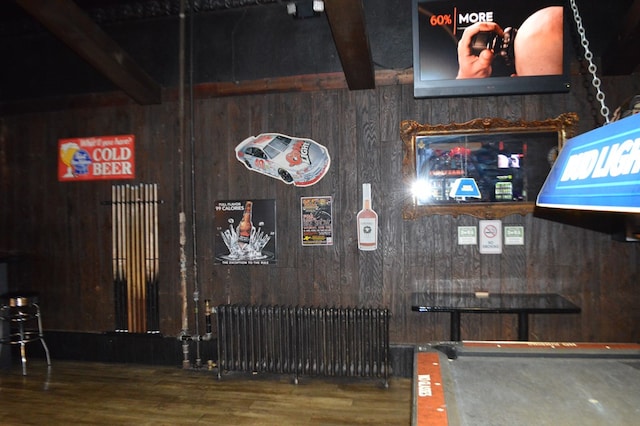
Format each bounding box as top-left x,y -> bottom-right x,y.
504,225 -> 525,245
457,226 -> 477,245
479,220 -> 502,254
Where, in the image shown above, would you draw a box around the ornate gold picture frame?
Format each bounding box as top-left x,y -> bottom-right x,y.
401,113 -> 578,219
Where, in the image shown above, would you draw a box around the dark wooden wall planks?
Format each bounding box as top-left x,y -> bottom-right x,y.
1,72 -> 640,345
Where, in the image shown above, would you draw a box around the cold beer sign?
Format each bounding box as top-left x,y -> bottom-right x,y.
537,113 -> 640,213
58,134 -> 135,181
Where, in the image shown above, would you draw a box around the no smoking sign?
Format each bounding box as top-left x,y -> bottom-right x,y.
483,224 -> 498,238
479,220 -> 502,254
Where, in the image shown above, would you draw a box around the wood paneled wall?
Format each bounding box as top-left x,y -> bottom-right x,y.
1,73 -> 639,345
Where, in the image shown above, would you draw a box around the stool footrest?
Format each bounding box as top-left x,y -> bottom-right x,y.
1,331 -> 45,344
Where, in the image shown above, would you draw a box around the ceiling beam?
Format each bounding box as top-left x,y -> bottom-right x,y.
601,0 -> 640,75
15,0 -> 162,104
324,0 -> 375,90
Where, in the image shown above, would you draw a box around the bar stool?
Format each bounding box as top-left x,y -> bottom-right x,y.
0,291 -> 51,375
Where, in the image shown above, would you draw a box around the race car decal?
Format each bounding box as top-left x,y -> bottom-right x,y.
235,133 -> 331,187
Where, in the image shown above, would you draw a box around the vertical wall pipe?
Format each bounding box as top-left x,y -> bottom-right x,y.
188,0 -> 202,368
178,0 -> 190,369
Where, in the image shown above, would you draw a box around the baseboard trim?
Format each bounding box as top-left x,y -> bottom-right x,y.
9,331 -> 415,377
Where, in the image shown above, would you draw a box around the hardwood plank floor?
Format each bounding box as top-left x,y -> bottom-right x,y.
0,360 -> 412,425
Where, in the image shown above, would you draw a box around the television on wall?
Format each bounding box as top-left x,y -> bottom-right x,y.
412,0 -> 571,98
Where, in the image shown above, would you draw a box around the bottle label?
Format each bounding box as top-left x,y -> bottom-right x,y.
358,218 -> 377,245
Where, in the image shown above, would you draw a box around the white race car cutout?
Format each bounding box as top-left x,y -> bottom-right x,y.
235,133 -> 331,187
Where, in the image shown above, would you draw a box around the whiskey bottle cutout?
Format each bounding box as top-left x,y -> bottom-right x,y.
238,201 -> 253,245
357,183 -> 378,251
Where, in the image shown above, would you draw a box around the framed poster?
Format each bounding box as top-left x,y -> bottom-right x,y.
301,196 -> 333,246
214,199 -> 276,265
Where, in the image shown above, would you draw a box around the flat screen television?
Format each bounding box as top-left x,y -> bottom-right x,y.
412,0 -> 571,98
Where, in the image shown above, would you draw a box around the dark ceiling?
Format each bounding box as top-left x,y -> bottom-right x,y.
0,0 -> 638,111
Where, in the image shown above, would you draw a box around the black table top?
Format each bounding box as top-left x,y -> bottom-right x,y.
411,292 -> 581,314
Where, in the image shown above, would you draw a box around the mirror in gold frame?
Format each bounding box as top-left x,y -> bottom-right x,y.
401,113 -> 578,219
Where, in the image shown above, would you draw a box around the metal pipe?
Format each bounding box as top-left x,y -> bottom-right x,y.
205,299 -> 212,335
188,0 -> 202,370
179,213 -> 189,367
177,0 -> 191,369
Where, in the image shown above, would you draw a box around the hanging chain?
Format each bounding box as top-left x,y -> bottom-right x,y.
569,0 -> 611,123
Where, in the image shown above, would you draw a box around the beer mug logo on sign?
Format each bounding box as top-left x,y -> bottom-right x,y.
60,142 -> 92,177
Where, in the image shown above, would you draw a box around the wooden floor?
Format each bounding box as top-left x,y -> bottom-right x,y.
0,359 -> 412,425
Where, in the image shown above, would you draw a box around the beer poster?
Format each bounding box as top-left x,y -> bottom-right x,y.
301,196 -> 333,246
58,134 -> 135,181
213,199 -> 277,265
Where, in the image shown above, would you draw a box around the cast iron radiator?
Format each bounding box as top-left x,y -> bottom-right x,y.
215,304 -> 390,386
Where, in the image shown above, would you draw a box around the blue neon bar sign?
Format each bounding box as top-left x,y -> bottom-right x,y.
537,113 -> 640,213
